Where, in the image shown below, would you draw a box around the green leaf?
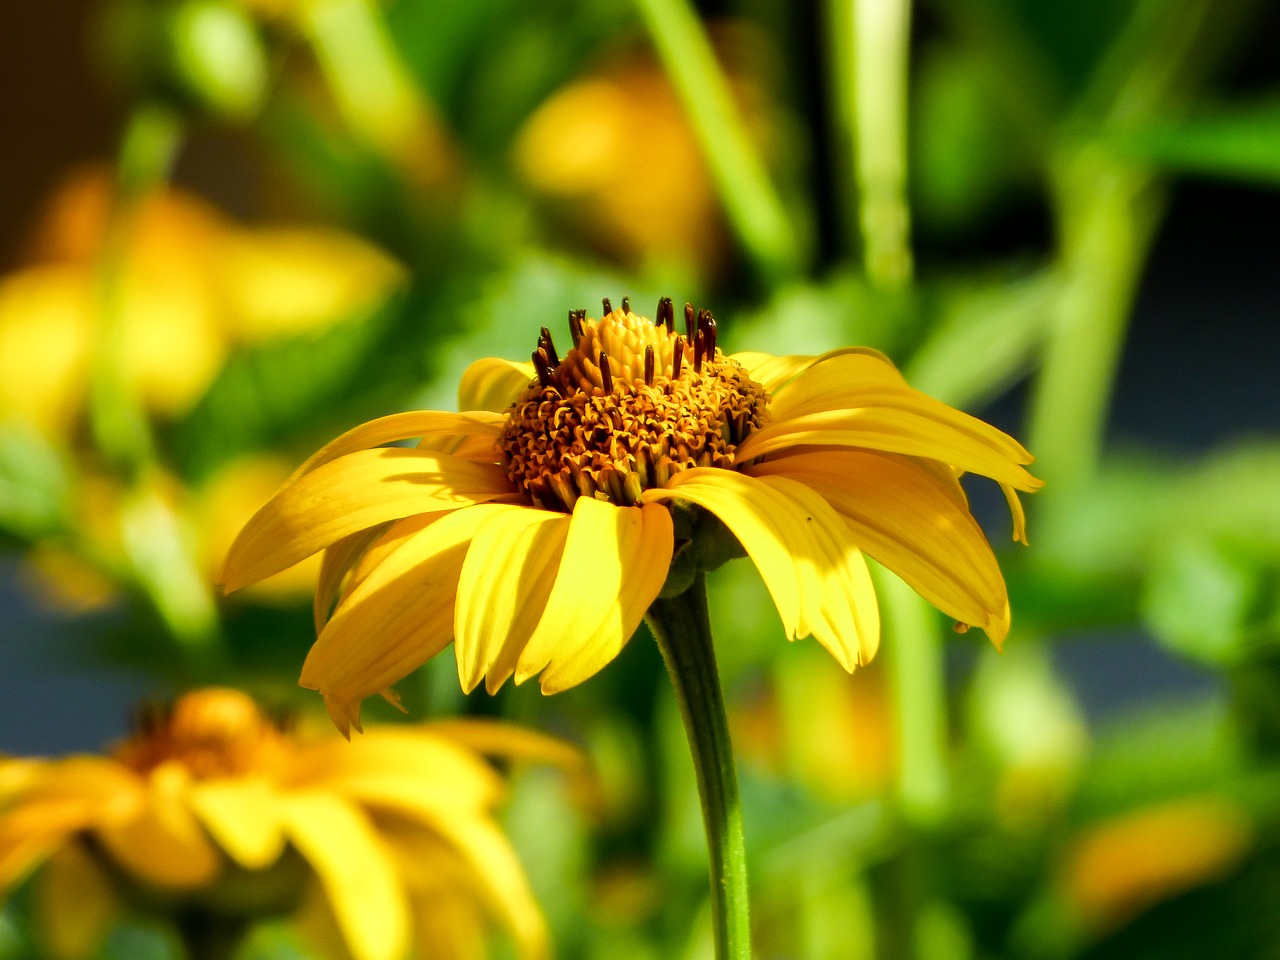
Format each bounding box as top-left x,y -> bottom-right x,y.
1110,98 -> 1280,186
0,423 -> 70,541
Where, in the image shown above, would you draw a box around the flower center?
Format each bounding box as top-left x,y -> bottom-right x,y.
114,688 -> 285,779
499,298 -> 769,511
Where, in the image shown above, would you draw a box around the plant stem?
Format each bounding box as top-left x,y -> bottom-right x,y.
633,0 -> 801,282
174,911 -> 248,960
646,573 -> 751,960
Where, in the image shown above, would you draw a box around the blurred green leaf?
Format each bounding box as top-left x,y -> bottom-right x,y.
0,424 -> 71,541
1110,98 -> 1280,186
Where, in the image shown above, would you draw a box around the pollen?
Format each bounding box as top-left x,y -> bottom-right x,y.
114,688 -> 286,779
498,298 -> 770,511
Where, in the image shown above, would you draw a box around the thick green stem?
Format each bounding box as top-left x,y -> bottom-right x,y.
646,574 -> 751,960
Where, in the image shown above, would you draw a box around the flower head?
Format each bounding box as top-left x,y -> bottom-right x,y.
223,300 -> 1042,731
0,688 -> 559,960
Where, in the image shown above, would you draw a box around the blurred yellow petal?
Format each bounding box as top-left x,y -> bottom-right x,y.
34,841 -> 120,960
187,777 -> 286,869
0,266 -> 91,436
515,498 -> 672,694
457,358 -> 536,414
421,719 -> 585,774
454,506 -> 571,693
298,506 -> 495,732
749,450 -> 1009,643
222,448 -> 511,591
216,227 -> 406,342
282,791 -> 408,960
93,764 -> 221,889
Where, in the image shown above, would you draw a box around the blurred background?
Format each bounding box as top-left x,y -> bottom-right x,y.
2,0 -> 1279,957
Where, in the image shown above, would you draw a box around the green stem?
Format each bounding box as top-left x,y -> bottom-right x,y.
646,574 -> 751,960
875,566 -> 949,826
633,0 -> 802,282
174,911 -> 248,960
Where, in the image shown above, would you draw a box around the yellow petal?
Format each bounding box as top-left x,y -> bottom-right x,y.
737,392 -> 1042,492
298,506 -> 494,733
186,777 -> 285,869
422,719 -> 585,773
281,791 -> 408,960
766,349 -> 910,420
314,524 -> 391,632
93,763 -> 220,889
292,410 -> 504,480
34,841 -> 120,960
216,226 -> 406,342
748,450 -> 1010,643
457,357 -> 536,413
751,474 -> 880,670
454,506 -> 571,693
729,346 -> 900,397
515,499 -> 673,694
1002,482 -> 1030,545
292,728 -> 503,812
222,448 -> 510,592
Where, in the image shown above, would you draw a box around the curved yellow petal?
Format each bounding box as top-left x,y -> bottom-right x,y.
1002,482 -> 1030,545
292,410 -> 504,480
314,524 -> 391,632
35,840 -> 120,960
454,506 -> 571,694
748,450 -> 1010,643
93,764 -> 220,889
222,448 -> 511,592
422,719 -> 585,773
298,506 -> 495,734
730,346 -> 900,397
186,777 -> 286,870
281,791 -> 408,960
737,391 -> 1042,492
293,728 -> 503,812
752,474 -> 880,670
457,358 -> 536,413
515,499 -> 673,694
766,349 -> 910,420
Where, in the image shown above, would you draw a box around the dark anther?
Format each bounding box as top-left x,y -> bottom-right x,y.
621,295 -> 631,313
533,349 -> 555,389
672,336 -> 685,380
602,297 -> 613,315
684,302 -> 696,341
644,345 -> 655,385
657,296 -> 674,331
599,350 -> 614,393
701,312 -> 717,356
694,329 -> 706,373
568,309 -> 585,346
539,326 -> 559,367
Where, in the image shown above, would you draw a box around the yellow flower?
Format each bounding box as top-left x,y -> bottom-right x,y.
0,688 -> 559,960
0,167 -> 404,440
223,299 -> 1042,732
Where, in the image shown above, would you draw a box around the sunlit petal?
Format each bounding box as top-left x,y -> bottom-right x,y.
282,791 -> 408,960
766,348 -> 910,420
187,777 -> 286,869
454,507 -> 571,693
457,358 -> 536,413
292,410 -> 504,479
222,449 -> 510,592
515,499 -> 673,693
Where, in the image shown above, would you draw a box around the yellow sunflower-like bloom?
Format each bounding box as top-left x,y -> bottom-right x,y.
0,688 -> 560,960
223,299 -> 1042,732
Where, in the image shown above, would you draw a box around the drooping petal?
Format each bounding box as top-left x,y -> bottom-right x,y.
457,358 -> 536,413
281,791 -> 408,960
291,410 -> 504,479
421,719 -> 585,773
186,777 -> 286,870
1002,482 -> 1030,545
222,448 -> 511,592
93,763 -> 221,889
515,498 -> 673,694
314,524 -> 391,633
454,506 -> 571,694
749,449 -> 1010,643
34,840 -> 120,960
737,391 -> 1042,492
298,506 -> 496,734
751,474 -> 880,670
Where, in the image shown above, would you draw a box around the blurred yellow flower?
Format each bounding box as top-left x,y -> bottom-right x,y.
0,167 -> 404,440
224,299 -> 1040,732
0,688 -> 560,960
1062,796 -> 1253,933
